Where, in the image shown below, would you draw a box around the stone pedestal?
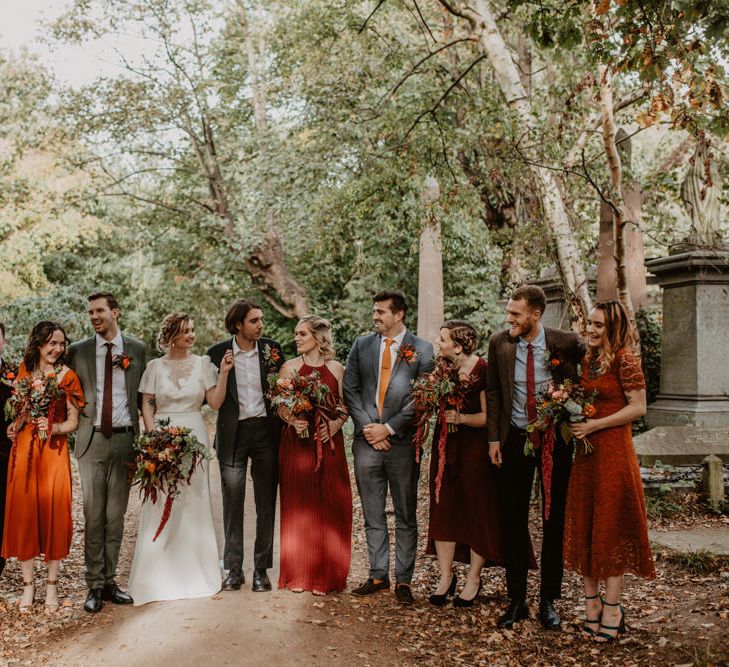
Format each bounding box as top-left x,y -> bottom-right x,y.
645,250 -> 729,427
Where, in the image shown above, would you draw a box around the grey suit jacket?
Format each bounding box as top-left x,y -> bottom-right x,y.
485,326 -> 585,445
343,331 -> 434,446
67,333 -> 147,458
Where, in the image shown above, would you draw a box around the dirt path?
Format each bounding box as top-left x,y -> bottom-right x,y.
44,462 -> 396,667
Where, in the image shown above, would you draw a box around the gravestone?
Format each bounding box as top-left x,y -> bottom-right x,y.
634,424 -> 729,466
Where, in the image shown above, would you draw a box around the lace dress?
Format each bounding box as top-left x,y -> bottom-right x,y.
127,355 -> 222,605
563,348 -> 656,579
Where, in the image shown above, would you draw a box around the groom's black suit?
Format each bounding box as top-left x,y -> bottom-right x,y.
207,336 -> 284,575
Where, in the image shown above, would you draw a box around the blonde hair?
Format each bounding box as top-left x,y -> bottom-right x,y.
587,300 -> 638,375
157,312 -> 192,352
298,315 -> 335,361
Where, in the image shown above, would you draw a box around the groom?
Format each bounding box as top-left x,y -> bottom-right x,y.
344,290 -> 433,605
207,299 -> 284,593
486,285 -> 584,629
68,292 -> 147,613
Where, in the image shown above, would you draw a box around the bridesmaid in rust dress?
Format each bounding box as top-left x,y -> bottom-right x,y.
2,321 -> 84,611
277,316 -> 351,595
426,321 -> 518,607
564,300 -> 655,642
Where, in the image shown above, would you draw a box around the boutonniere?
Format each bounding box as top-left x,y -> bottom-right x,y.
1,364 -> 18,386
112,353 -> 132,371
397,344 -> 418,365
262,343 -> 281,369
545,350 -> 562,372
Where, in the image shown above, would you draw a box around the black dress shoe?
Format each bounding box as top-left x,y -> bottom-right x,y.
498,599 -> 530,628
252,569 -> 271,592
351,578 -> 390,596
394,583 -> 414,605
222,572 -> 243,591
102,582 -> 134,605
539,599 -> 561,629
429,574 -> 457,606
453,580 -> 483,608
84,588 -> 104,613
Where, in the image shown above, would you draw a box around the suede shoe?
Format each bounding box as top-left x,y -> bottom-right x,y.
539,599 -> 561,629
351,578 -> 390,596
84,588 -> 104,613
395,583 -> 415,605
102,582 -> 133,605
252,569 -> 272,592
498,599 -> 529,628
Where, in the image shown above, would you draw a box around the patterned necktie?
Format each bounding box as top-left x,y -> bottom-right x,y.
377,338 -> 396,417
101,342 -> 114,438
526,342 -> 541,446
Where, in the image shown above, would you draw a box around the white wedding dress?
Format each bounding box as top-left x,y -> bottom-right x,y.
128,354 -> 222,605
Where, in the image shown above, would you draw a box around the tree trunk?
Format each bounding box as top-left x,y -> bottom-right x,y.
469,0 -> 593,325
417,176 -> 445,346
598,65 -> 637,329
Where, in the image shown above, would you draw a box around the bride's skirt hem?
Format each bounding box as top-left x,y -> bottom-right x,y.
131,586 -> 222,607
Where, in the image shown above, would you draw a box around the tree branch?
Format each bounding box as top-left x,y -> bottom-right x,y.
358,0 -> 387,34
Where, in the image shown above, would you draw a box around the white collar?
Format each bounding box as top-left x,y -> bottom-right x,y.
232,337 -> 258,357
97,331 -> 123,349
381,328 -> 407,346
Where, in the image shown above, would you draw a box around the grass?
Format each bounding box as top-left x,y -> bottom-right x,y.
658,547 -> 729,575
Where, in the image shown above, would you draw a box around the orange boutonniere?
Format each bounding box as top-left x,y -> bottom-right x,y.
545,350 -> 562,371
397,344 -> 418,365
112,353 -> 132,371
262,343 -> 282,369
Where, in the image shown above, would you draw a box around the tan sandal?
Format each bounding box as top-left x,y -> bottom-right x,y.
45,579 -> 59,609
20,580 -> 35,611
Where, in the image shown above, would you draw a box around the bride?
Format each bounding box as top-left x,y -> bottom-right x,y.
128,312 -> 232,605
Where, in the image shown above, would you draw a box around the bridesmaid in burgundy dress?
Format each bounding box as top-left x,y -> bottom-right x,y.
277,316 -> 352,595
426,321 -> 510,607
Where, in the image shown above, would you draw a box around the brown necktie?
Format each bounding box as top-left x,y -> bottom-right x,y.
526,343 -> 540,447
377,338 -> 396,417
101,342 -> 114,438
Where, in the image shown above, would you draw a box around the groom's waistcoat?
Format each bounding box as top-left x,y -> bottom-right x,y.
343,331 -> 434,446
485,326 -> 585,445
67,334 -> 147,458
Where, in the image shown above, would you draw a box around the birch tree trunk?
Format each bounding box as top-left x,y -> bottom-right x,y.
468,0 -> 593,324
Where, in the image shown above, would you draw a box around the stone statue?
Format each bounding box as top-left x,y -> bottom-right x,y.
679,142 -> 724,248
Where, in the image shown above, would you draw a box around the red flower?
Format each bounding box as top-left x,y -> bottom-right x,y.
550,358 -> 561,367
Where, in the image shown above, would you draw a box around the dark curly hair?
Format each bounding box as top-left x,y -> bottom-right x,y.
23,321 -> 69,372
441,320 -> 480,355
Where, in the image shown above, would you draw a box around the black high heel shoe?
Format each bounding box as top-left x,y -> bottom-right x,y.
428,574 -> 457,606
582,593 -> 602,637
596,600 -> 626,642
453,580 -> 482,608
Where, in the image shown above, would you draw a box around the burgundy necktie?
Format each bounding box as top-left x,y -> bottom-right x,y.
101,342 -> 114,438
526,343 -> 541,447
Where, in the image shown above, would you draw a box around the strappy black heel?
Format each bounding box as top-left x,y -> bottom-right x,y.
428,574 -> 457,606
597,599 -> 626,642
582,593 -> 602,637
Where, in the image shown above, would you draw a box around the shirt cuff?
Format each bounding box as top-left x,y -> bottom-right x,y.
385,423 -> 395,436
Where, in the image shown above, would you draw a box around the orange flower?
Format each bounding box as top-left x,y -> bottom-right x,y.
550,358 -> 560,367
583,404 -> 597,418
121,357 -> 131,370
5,372 -> 15,380
145,461 -> 156,473
46,371 -> 56,378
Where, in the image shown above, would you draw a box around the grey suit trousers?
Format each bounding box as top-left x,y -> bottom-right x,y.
76,430 -> 135,589
353,437 -> 420,583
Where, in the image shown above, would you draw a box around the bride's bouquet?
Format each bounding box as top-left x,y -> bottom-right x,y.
132,419 -> 212,541
411,356 -> 474,503
525,379 -> 597,520
267,370 -> 346,471
4,368 -> 64,442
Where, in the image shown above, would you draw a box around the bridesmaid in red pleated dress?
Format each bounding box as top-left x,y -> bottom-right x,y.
277,315 -> 351,595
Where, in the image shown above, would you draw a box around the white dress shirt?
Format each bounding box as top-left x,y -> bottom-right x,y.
94,332 -> 132,427
232,338 -> 266,420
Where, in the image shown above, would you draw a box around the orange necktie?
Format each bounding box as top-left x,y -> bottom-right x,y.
378,338 -> 395,417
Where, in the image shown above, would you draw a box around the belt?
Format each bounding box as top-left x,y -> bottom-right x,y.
238,416 -> 268,424
93,425 -> 134,434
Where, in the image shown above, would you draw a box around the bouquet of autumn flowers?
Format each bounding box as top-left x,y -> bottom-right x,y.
267,370 -> 346,471
131,419 -> 212,541
4,368 -> 65,442
525,379 -> 597,520
411,356 -> 474,502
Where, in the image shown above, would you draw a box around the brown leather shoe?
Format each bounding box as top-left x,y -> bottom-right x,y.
351,578 -> 390,596
395,583 -> 414,605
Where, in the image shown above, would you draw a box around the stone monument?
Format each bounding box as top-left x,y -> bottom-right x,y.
417,176 -> 444,347
635,142 -> 729,466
